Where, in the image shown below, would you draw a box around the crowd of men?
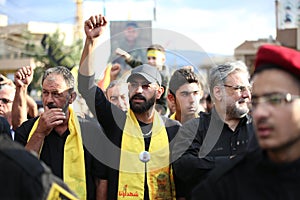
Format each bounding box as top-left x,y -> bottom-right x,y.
0,13 -> 300,200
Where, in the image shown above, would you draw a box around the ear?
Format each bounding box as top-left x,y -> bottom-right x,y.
156,85 -> 164,99
213,86 -> 222,102
162,55 -> 166,63
69,91 -> 77,104
167,91 -> 175,104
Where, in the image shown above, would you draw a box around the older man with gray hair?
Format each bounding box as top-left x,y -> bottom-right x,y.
172,61 -> 258,199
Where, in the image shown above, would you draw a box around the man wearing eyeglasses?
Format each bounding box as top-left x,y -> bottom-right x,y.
172,61 -> 258,199
78,14 -> 185,200
115,44 -> 170,116
192,45 -> 300,199
0,84 -> 14,130
0,74 -> 38,139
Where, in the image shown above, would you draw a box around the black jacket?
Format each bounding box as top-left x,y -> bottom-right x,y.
172,108 -> 258,199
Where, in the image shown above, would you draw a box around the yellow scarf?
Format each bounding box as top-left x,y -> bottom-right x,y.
170,112 -> 199,122
118,109 -> 175,200
28,107 -> 86,200
169,113 -> 176,121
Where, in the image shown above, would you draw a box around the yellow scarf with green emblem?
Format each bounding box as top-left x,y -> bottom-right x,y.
28,107 -> 86,200
118,109 -> 175,200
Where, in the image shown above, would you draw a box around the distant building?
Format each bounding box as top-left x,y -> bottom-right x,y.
0,15 -> 75,78
234,38 -> 280,74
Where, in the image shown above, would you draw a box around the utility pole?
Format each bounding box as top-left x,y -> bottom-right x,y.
75,0 -> 83,40
153,0 -> 157,21
275,0 -> 279,38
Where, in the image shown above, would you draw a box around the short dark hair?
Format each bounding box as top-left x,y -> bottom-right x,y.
169,68 -> 201,96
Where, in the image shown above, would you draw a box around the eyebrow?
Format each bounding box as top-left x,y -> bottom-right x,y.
252,92 -> 285,98
179,90 -> 199,94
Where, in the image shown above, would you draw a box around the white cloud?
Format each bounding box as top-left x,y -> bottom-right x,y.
152,6 -> 275,55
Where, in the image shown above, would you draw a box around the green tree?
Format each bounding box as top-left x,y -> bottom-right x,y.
22,30 -> 83,95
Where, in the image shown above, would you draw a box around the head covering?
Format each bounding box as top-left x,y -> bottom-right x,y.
125,21 -> 138,28
254,44 -> 300,77
127,64 -> 162,85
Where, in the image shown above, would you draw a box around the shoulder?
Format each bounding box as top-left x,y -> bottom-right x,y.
192,149 -> 263,199
15,117 -> 39,144
178,117 -> 200,134
78,116 -> 102,129
20,117 -> 39,128
161,116 -> 181,140
161,115 -> 181,127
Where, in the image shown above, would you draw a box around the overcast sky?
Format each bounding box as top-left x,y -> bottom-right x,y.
0,0 -> 276,55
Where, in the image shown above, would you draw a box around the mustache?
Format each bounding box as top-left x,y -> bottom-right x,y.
238,98 -> 249,104
47,103 -> 57,109
131,94 -> 146,101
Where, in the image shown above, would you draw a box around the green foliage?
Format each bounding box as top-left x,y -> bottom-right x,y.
22,30 -> 83,94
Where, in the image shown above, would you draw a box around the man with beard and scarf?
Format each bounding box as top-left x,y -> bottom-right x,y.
78,14 -> 185,200
171,61 -> 258,199
14,66 -> 106,200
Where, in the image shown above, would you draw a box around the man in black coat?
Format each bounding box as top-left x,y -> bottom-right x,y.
192,44 -> 300,200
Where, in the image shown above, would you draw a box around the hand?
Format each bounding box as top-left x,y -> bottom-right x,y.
182,65 -> 194,72
110,63 -> 121,81
14,66 -> 33,88
84,14 -> 107,40
115,48 -> 131,60
35,107 -> 66,137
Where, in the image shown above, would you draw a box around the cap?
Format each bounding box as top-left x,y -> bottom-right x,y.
127,64 -> 162,85
255,44 -> 300,77
125,21 -> 138,28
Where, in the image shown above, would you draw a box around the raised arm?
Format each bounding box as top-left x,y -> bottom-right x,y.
12,66 -> 34,130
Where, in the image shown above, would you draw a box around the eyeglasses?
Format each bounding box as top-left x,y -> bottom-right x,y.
128,82 -> 156,90
0,98 -> 13,104
224,84 -> 252,92
251,93 -> 300,109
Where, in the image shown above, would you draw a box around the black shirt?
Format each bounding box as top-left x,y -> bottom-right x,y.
172,108 -> 258,198
14,116 -> 105,200
192,149 -> 300,200
78,73 -> 184,200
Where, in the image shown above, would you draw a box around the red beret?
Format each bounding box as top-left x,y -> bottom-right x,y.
255,44 -> 300,77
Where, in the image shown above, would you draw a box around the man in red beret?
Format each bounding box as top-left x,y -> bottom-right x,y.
191,44 -> 300,200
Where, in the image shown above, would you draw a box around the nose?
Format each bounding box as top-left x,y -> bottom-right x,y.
134,85 -> 143,93
189,93 -> 197,103
44,95 -> 55,106
118,97 -> 128,110
148,58 -> 155,65
251,102 -> 269,121
241,88 -> 251,99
